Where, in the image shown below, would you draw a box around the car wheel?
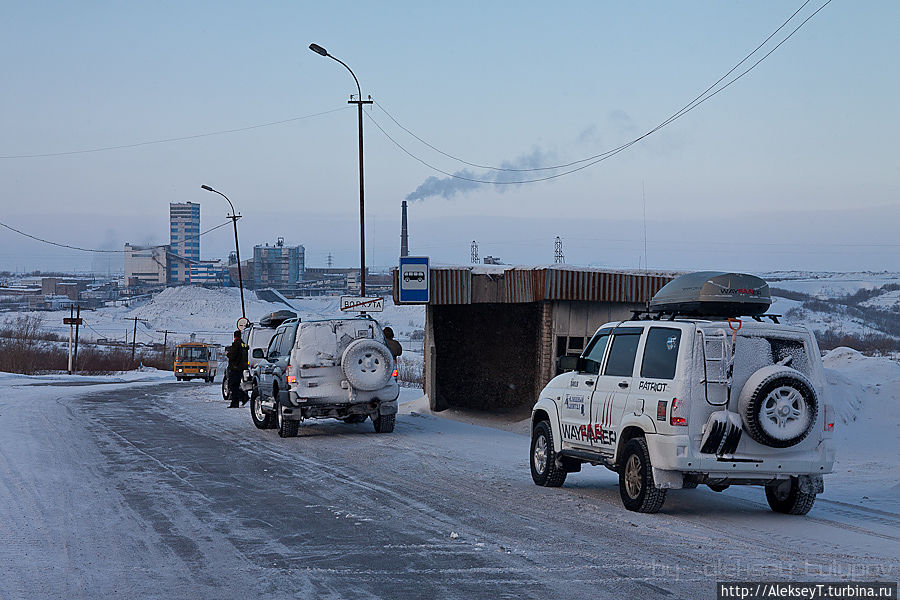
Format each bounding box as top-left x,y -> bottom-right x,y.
343,415 -> 367,424
251,393 -> 275,430
221,377 -> 229,400
765,478 -> 816,515
276,402 -> 299,438
530,421 -> 566,487
618,438 -> 667,513
372,413 -> 395,433
739,366 -> 818,448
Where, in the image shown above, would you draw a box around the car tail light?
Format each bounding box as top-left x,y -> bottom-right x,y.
670,398 -> 687,426
392,369 -> 398,378
287,365 -> 296,384
824,404 -> 833,431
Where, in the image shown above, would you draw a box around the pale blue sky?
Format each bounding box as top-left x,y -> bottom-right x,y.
1,1 -> 898,273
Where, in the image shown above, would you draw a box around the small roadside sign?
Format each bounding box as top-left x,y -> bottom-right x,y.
340,296 -> 384,312
398,256 -> 429,303
236,316 -> 250,331
63,317 -> 83,325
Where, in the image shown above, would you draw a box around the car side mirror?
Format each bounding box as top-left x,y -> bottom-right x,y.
557,355 -> 580,372
252,349 -> 264,359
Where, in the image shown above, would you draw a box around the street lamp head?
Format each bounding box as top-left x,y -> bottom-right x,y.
309,43 -> 328,57
201,184 -> 214,192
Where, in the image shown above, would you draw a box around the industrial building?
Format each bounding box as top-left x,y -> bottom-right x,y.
395,265 -> 673,414
124,244 -> 168,286
252,238 -> 305,294
169,202 -> 200,284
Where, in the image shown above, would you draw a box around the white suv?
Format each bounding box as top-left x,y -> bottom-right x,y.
530,272 -> 835,514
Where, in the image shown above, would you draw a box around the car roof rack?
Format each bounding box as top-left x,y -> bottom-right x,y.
630,309 -> 782,324
751,314 -> 781,324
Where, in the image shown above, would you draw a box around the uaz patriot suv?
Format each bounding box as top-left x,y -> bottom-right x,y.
530,272 -> 835,514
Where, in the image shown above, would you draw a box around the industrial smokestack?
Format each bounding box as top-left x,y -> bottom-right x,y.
400,200 -> 409,258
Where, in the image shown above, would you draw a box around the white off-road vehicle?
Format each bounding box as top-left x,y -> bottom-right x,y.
258,316 -> 400,438
530,272 -> 835,514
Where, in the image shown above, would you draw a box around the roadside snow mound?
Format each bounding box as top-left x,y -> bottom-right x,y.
822,347 -> 900,508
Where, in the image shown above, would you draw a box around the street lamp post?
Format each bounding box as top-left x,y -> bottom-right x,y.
201,184 -> 246,319
309,43 -> 372,297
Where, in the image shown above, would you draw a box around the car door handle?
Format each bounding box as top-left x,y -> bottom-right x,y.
618,381 -> 629,389
584,380 -> 594,386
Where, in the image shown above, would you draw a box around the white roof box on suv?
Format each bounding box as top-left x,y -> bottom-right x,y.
649,271 -> 772,318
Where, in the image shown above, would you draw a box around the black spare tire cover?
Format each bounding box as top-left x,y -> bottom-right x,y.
737,365 -> 818,448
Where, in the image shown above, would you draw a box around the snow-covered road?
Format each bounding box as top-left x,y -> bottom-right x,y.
0,376 -> 897,599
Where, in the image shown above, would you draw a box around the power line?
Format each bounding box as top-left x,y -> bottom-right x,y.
369,0 -> 830,185
0,107 -> 350,160
0,219 -> 231,253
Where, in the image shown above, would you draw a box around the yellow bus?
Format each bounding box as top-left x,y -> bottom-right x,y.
174,342 -> 219,382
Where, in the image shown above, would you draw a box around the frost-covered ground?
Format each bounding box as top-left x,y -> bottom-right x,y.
764,271 -> 900,299
764,271 -> 900,341
1,364 -> 897,599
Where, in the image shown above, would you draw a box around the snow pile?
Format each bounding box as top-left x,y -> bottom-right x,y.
7,286 -> 425,349
822,347 -> 900,508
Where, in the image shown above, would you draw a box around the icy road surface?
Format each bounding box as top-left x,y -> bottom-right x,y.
1,378 -> 897,600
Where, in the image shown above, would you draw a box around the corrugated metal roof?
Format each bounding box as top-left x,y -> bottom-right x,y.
394,266 -> 672,305
431,268 -> 472,305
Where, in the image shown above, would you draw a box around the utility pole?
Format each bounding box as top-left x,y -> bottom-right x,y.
157,329 -> 174,359
73,305 -> 81,372
126,317 -> 147,361
471,240 -> 479,264
67,305 -> 74,374
63,305 -> 83,374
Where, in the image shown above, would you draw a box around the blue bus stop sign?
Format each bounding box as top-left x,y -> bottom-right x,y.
398,256 -> 429,303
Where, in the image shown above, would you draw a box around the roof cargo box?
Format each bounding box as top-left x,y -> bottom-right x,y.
258,309 -> 297,328
649,271 -> 771,317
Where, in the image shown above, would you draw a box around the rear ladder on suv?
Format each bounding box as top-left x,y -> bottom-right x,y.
699,328 -> 732,406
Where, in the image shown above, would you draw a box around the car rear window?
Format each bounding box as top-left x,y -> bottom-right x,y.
641,328 -> 681,380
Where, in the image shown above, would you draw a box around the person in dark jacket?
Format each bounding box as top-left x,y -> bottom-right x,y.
383,327 -> 402,359
225,330 -> 248,408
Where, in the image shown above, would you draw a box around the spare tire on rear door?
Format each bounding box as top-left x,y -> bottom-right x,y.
341,338 -> 393,391
738,365 -> 818,448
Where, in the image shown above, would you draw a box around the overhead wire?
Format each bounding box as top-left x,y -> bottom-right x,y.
368,0 -> 831,185
0,220 -> 231,253
0,107 -> 350,159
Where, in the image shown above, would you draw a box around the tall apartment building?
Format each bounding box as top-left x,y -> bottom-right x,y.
169,202 -> 200,284
252,238 -> 305,294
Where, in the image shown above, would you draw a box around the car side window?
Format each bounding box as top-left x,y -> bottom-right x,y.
279,326 -> 296,357
267,332 -> 283,358
581,333 -> 609,375
603,333 -> 641,377
641,328 -> 681,380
